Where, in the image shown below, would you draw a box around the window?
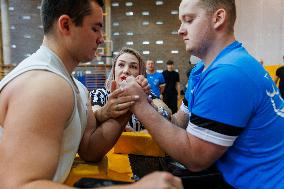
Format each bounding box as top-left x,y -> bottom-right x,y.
126,12 -> 134,16
142,21 -> 149,26
155,1 -> 164,5
112,2 -> 119,7
142,11 -> 150,16
125,2 -> 133,6
156,40 -> 164,45
126,41 -> 134,45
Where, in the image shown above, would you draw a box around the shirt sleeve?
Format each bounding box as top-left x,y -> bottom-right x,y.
187,65 -> 258,146
176,72 -> 180,82
159,73 -> 165,85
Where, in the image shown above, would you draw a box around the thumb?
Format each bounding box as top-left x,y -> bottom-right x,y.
111,80 -> 117,93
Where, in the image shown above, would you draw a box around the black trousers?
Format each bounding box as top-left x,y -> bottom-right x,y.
163,93 -> 178,114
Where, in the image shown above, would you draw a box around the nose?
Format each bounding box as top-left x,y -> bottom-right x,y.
123,65 -> 130,75
97,32 -> 104,45
178,23 -> 186,36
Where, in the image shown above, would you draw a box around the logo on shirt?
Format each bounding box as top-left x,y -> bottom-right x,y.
265,74 -> 284,117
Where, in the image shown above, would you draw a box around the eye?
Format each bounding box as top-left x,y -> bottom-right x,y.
118,63 -> 124,67
92,27 -> 102,33
130,65 -> 138,69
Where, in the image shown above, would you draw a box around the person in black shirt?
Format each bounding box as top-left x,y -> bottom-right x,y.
162,60 -> 180,113
275,56 -> 284,98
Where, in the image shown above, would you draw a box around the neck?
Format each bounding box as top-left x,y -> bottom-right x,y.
43,35 -> 78,74
202,34 -> 235,70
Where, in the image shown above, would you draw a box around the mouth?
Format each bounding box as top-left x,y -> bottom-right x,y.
120,76 -> 127,81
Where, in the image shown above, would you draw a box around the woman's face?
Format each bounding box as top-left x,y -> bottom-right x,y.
114,53 -> 140,86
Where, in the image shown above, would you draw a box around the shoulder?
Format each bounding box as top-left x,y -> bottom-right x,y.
3,70 -> 74,122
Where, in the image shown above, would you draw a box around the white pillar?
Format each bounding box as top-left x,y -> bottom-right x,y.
1,0 -> 11,65
104,0 -> 112,65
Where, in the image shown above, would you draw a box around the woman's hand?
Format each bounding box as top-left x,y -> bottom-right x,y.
136,75 -> 150,95
97,81 -> 139,122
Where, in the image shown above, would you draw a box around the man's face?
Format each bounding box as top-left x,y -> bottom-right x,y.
146,60 -> 155,72
178,0 -> 215,58
167,64 -> 174,71
68,1 -> 104,63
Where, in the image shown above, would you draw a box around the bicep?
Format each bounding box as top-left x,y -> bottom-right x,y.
186,132 -> 227,171
0,72 -> 74,185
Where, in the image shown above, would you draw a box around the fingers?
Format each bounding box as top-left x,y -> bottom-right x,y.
110,80 -> 117,93
115,101 -> 134,111
109,87 -> 125,99
137,172 -> 183,189
161,172 -> 183,189
170,175 -> 183,189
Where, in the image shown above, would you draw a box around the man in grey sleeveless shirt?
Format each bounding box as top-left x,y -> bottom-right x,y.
0,0 -> 183,189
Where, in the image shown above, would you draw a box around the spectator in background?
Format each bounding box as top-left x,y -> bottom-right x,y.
162,60 -> 181,113
274,55 -> 284,98
146,59 -> 165,99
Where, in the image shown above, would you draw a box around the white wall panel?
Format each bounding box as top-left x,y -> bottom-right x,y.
235,0 -> 284,65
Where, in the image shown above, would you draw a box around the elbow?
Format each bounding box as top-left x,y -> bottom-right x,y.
184,161 -> 210,172
78,151 -> 105,163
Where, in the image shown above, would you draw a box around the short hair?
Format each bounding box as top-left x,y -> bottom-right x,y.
146,59 -> 155,64
166,60 -> 174,65
40,0 -> 104,34
198,0 -> 236,33
105,47 -> 145,90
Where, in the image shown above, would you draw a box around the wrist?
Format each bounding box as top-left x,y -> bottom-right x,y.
97,107 -> 108,123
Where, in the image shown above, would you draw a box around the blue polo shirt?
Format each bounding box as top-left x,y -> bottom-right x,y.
146,72 -> 165,98
185,41 -> 284,188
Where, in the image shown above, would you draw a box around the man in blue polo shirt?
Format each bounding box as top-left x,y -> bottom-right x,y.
124,0 -> 284,188
146,59 -> 165,99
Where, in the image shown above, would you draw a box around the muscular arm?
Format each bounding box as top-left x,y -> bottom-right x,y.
0,71 -> 75,189
133,102 -> 226,171
125,77 -> 227,171
78,100 -> 131,162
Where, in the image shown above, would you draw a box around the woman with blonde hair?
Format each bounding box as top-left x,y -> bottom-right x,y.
90,47 -> 170,131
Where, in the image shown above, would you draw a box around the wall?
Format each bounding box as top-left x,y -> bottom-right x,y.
9,0 -> 42,64
111,0 -> 190,89
5,0 -> 284,87
235,0 -> 284,65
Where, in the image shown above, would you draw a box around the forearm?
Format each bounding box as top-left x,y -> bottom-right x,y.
79,114 -> 131,162
177,83 -> 181,97
134,103 -> 219,171
94,106 -> 109,124
132,103 -> 194,166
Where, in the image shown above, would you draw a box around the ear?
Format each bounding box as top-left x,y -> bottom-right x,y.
212,8 -> 226,30
57,15 -> 72,35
